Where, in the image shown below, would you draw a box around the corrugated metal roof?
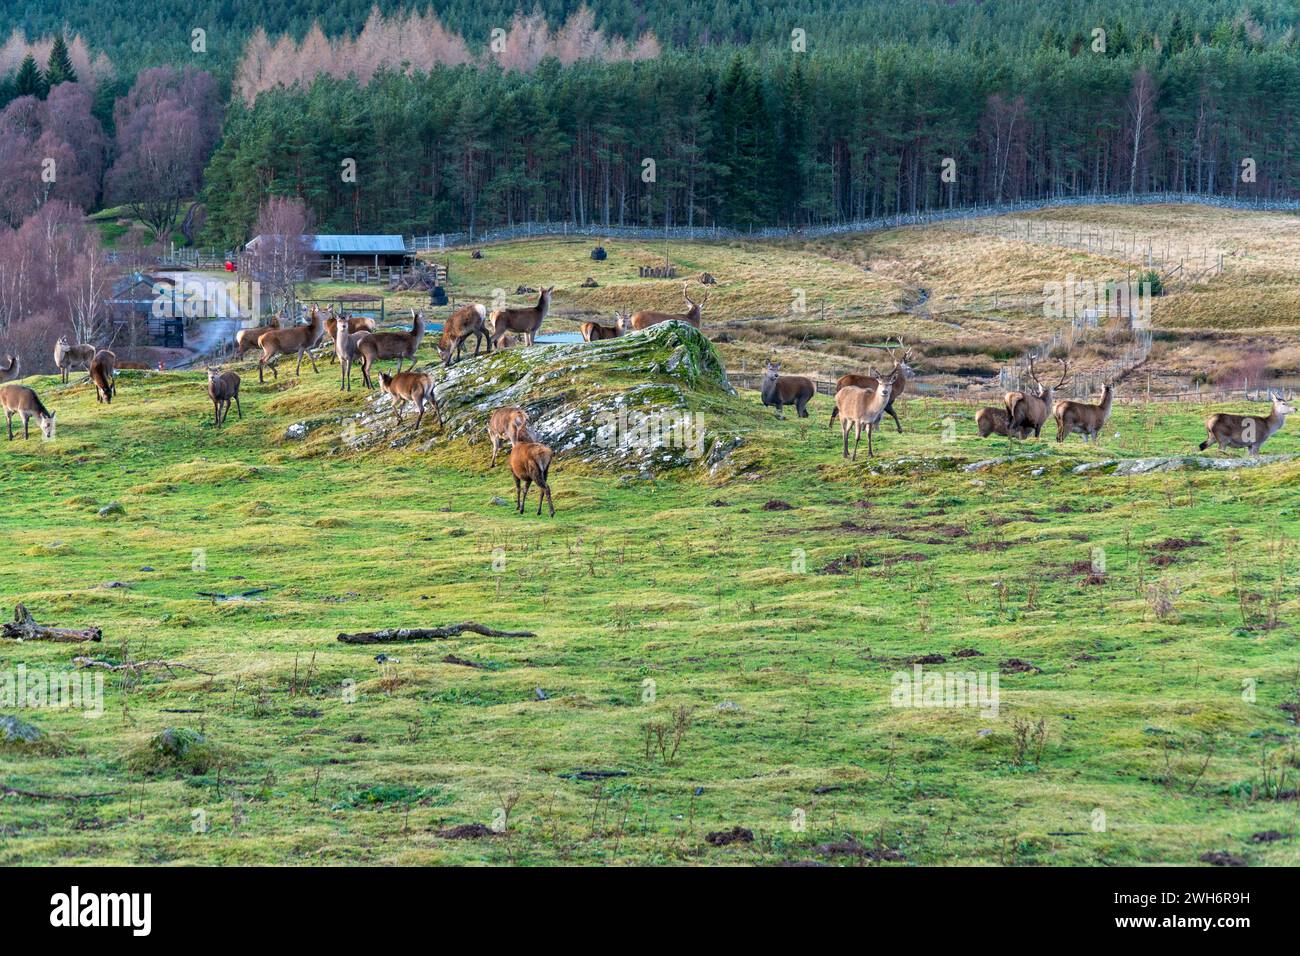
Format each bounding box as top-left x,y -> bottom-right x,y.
311,235 -> 408,254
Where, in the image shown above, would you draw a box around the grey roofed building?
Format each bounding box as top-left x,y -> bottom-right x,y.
245,234 -> 413,269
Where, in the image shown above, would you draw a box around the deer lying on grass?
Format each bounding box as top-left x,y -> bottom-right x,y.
206,367 -> 242,427
258,308 -> 325,383
89,349 -> 116,403
0,353 -> 19,382
832,338 -> 915,433
490,289 -> 552,346
0,383 -> 54,439
581,311 -> 629,341
628,286 -> 706,331
438,304 -> 490,366
1005,358 -> 1069,439
1054,383 -> 1114,442
761,360 -> 814,418
234,314 -> 280,357
976,406 -> 1030,438
510,437 -> 555,516
834,377 -> 893,460
378,370 -> 441,430
1199,392 -> 1296,456
362,311 -> 426,373
54,336 -> 95,383
487,406 -> 535,467
334,313 -> 374,390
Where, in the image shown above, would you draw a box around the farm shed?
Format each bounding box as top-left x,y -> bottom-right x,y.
104,272 -> 184,348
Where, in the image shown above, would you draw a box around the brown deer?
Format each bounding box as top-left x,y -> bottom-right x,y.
1054,382 -> 1114,442
490,288 -> 553,346
378,370 -> 441,430
0,353 -> 20,382
761,360 -> 814,419
1005,358 -> 1069,438
234,313 -> 280,357
976,406 -> 1030,438
1199,392 -> 1296,456
323,311 -> 376,364
334,313 -> 374,391
581,311 -> 629,342
486,406 -> 535,468
257,307 -> 325,383
206,367 -> 242,427
0,383 -> 54,439
437,303 -> 491,366
831,338 -> 915,432
361,311 -> 426,373
494,332 -> 517,350
628,285 -> 707,331
834,377 -> 893,460
54,336 -> 95,384
509,439 -> 556,516
89,349 -> 116,403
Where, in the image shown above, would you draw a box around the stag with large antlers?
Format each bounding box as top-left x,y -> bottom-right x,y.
628,285 -> 707,331
1005,358 -> 1069,439
831,337 -> 915,433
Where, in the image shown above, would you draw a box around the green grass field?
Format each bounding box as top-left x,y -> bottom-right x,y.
2,328 -> 1299,865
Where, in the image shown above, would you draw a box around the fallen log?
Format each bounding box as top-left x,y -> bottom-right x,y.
1,604 -> 102,643
72,657 -> 215,677
336,621 -> 536,645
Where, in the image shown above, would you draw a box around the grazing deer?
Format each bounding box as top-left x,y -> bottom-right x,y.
334,313 -> 374,391
1199,392 -> 1297,456
0,353 -> 19,382
234,314 -> 281,357
831,338 -> 915,433
976,406 -> 1030,439
1005,358 -> 1069,438
257,308 -> 325,383
89,349 -> 116,403
509,438 -> 555,516
438,303 -> 491,366
0,383 -> 54,439
206,367 -> 242,427
323,311 -> 376,364
494,332 -> 516,350
490,288 -> 553,346
581,311 -> 629,342
835,377 -> 893,460
54,336 -> 95,384
761,360 -> 814,419
1054,383 -> 1114,443
486,406 -> 535,468
628,285 -> 707,331
362,311 -> 426,373
378,370 -> 441,430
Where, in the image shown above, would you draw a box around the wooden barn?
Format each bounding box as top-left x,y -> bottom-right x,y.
104,272 -> 184,348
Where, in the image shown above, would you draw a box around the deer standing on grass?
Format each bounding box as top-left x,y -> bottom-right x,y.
378,370 -> 441,431
628,286 -> 707,331
0,353 -> 19,383
487,406 -> 535,467
206,367 -> 241,427
89,349 -> 116,403
509,437 -> 556,516
54,336 -> 95,383
581,311 -> 629,341
438,303 -> 491,366
976,406 -> 1030,438
361,311 -> 426,373
1199,392 -> 1296,456
831,338 -> 915,433
257,308 -> 325,383
334,312 -> 374,391
1005,358 -> 1069,439
834,376 -> 893,460
234,314 -> 281,358
1054,383 -> 1114,442
490,289 -> 552,346
0,383 -> 54,439
324,311 -> 376,364
761,360 -> 814,419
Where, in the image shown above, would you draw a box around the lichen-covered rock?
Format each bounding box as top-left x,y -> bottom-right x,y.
130,727 -> 222,776
1073,454 -> 1294,476
347,321 -> 743,472
0,714 -> 44,744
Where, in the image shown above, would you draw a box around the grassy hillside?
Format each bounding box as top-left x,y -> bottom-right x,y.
2,326 -> 1299,865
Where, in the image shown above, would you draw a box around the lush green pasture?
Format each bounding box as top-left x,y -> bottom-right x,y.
1,345 -> 1298,865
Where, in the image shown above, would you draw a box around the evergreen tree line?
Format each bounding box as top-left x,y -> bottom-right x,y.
201,41 -> 1300,245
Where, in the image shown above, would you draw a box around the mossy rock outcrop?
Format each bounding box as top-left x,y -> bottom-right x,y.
349,321 -> 745,473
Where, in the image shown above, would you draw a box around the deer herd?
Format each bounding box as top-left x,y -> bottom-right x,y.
5,281 -> 1297,511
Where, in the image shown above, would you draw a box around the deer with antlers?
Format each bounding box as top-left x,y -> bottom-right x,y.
490,289 -> 552,347
831,337 -> 915,433
834,375 -> 893,460
1199,392 -> 1296,456
1054,382 -> 1114,443
628,285 -> 707,331
1005,358 -> 1069,439
54,336 -> 95,384
581,311 -> 629,342
438,303 -> 491,366
257,307 -> 325,383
